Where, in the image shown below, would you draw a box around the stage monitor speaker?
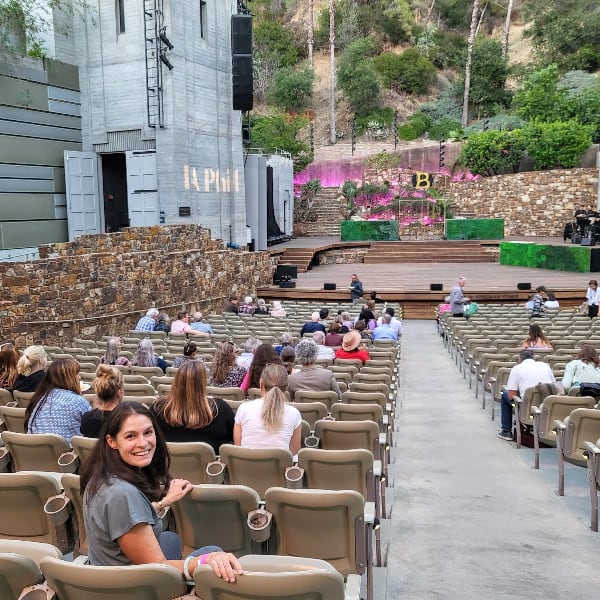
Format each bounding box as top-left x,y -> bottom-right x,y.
517,282 -> 531,291
581,237 -> 596,246
231,14 -> 252,55
429,283 -> 443,291
572,234 -> 582,244
324,283 -> 336,290
279,281 -> 296,288
232,55 -> 253,112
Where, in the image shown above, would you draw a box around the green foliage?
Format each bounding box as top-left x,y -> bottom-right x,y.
521,121 -> 593,170
458,130 -> 526,176
373,48 -> 436,95
569,44 -> 600,72
366,151 -> 399,170
254,19 -> 299,68
427,30 -> 466,70
250,113 -> 313,173
269,67 -> 314,112
464,114 -> 526,135
419,88 -> 463,123
564,78 -> 600,142
341,36 -> 381,64
397,113 -> 432,140
301,178 -> 322,198
355,107 -> 395,135
436,0 -> 473,30
512,65 -> 568,122
428,117 -> 463,141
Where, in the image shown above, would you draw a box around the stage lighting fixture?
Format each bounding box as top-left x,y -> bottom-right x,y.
159,31 -> 174,50
160,53 -> 174,70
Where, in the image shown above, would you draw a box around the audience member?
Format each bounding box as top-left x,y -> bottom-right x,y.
234,364 -> 302,454
335,330 -> 371,364
81,402 -> 242,580
238,296 -> 256,315
349,273 -> 363,304
190,311 -> 213,334
287,339 -> 341,400
223,295 -> 239,314
372,313 -> 399,342
24,357 -> 90,443
587,280 -> 600,319
274,332 -> 295,356
209,342 -> 247,388
562,345 -> 600,391
340,311 -> 354,332
80,365 -> 124,438
270,300 -> 286,317
0,343 -> 20,389
280,346 -> 298,374
313,331 -> 335,360
449,277 -> 469,317
240,343 -> 281,393
254,298 -> 269,315
299,312 -> 326,337
100,337 -> 130,367
544,292 -> 560,309
376,307 -> 403,338
236,337 -> 260,370
354,319 -> 372,340
497,349 -> 556,441
324,322 -> 344,347
357,305 -> 377,330
170,311 -> 209,337
529,286 -> 546,318
172,341 -> 206,369
131,338 -> 170,373
154,312 -> 171,334
135,308 -> 159,332
370,290 -> 384,304
12,345 -> 47,392
319,308 -> 330,324
519,324 -> 553,350
152,361 -> 234,452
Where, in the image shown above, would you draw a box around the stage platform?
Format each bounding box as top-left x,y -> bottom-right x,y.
259,236 -> 591,318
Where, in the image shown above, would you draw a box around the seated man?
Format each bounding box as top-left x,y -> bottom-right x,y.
134,308 -> 159,332
376,307 -> 403,338
497,348 -> 556,441
236,337 -> 260,370
287,339 -> 341,400
170,311 -> 209,337
300,312 -> 326,337
312,331 -> 335,361
190,311 -> 213,334
372,313 -> 399,342
223,295 -> 239,313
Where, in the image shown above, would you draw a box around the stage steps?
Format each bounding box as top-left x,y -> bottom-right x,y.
277,248 -> 316,273
364,241 -> 499,264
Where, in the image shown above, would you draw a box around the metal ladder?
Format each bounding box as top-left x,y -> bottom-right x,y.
143,0 -> 164,128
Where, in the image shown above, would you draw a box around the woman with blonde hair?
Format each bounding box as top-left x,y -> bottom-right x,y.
0,343 -> 20,390
152,361 -> 234,452
209,341 -> 246,388
12,345 -> 47,392
80,365 -> 124,438
131,338 -> 170,373
233,363 -> 301,454
520,324 -> 553,350
24,357 -> 90,443
100,337 -> 130,367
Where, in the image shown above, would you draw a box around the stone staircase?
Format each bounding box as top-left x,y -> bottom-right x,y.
364,241 -> 498,264
278,247 -> 316,273
301,188 -> 343,237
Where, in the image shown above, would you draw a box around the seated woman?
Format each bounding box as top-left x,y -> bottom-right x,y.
0,343 -> 20,390
81,365 -> 124,438
254,298 -> 269,315
240,343 -> 281,393
280,346 -> 298,375
357,304 -> 377,331
151,361 -> 234,453
100,337 -> 131,367
353,319 -> 372,340
80,402 -> 242,582
544,291 -> 560,309
234,363 -> 301,454
274,333 -> 294,356
324,322 -> 344,347
12,345 -> 47,392
519,324 -> 553,350
25,357 -> 91,443
339,311 -> 354,333
172,341 -> 206,369
154,312 -> 171,334
562,345 -> 600,391
131,338 -> 170,373
209,342 -> 247,388
335,330 -> 371,364
270,300 -> 286,317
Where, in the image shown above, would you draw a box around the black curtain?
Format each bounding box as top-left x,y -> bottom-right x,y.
266,166 -> 283,238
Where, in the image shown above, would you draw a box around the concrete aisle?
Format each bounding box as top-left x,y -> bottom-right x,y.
385,321 -> 600,599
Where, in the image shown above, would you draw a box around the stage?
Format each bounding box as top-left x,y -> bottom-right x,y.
260,236 -> 591,318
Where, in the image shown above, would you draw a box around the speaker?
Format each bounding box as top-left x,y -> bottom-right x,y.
517,282 -> 531,291
429,283 -> 443,291
232,14 -> 252,54
581,237 -> 596,246
279,281 -> 296,288
572,234 -> 582,244
324,283 -> 336,291
231,15 -> 253,112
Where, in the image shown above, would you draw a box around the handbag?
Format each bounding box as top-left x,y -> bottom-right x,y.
464,302 -> 479,317
579,382 -> 600,398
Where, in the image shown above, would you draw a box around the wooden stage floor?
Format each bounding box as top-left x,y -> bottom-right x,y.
259,236 -> 592,318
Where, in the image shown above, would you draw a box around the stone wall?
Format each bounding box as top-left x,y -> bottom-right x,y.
447,169 -> 599,236
316,248 -> 369,265
1,225 -> 272,347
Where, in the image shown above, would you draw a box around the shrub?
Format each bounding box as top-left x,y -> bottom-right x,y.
355,107 -> 395,135
458,130 -> 526,176
428,117 -> 463,141
394,48 -> 437,95
397,113 -> 432,140
269,67 -> 314,112
338,42 -> 381,117
254,19 -> 299,68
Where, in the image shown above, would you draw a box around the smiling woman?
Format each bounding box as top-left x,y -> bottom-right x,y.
80,402 -> 243,583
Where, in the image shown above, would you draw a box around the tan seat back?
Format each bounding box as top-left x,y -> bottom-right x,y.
12,391 -> 34,408
207,386 -> 246,401
342,390 -> 387,411
166,442 -> 216,484
331,402 -> 384,424
538,395 -> 596,439
61,474 -> 87,557
122,383 -> 157,397
563,408 -> 600,464
290,401 -> 328,429
294,390 -> 338,412
0,405 -> 26,433
1,431 -> 70,472
0,389 -> 14,406
70,436 -> 98,469
314,419 -> 380,455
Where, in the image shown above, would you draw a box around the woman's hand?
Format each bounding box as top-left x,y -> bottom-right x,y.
204,551 -> 243,582
163,478 -> 192,505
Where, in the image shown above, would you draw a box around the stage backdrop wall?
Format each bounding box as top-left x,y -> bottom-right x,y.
500,241 -> 600,272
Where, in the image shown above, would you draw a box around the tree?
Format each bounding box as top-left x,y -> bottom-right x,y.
308,0 -> 313,67
512,64 -> 568,122
373,49 -> 436,95
329,0 -> 336,144
501,0 -> 514,60
270,67 -> 314,112
458,130 -> 526,176
462,0 -> 480,127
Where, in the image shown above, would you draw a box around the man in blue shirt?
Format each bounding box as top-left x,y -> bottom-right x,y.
300,312 -> 327,337
349,273 -> 364,304
190,311 -> 213,334
372,314 -> 399,342
134,308 -> 158,332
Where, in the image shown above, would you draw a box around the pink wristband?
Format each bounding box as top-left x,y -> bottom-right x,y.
199,554 -> 209,565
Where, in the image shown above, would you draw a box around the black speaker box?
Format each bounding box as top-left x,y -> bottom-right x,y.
279,281 -> 296,288
429,283 -> 443,291
231,14 -> 252,55
581,237 -> 596,246
324,283 -> 336,290
517,282 -> 531,291
232,54 -> 253,112
572,234 -> 582,244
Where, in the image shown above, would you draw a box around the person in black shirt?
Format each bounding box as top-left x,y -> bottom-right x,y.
12,345 -> 47,392
80,365 -> 123,438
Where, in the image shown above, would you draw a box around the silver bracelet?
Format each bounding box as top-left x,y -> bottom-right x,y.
183,555 -> 194,581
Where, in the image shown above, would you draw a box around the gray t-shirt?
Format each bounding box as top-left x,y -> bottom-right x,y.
84,477 -> 162,566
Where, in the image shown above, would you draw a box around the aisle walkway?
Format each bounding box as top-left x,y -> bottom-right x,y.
385,321 -> 600,599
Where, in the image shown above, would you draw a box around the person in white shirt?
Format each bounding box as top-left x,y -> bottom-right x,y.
376,307 -> 403,338
497,349 -> 556,441
586,280 -> 600,318
312,331 -> 335,360
562,345 -> 600,391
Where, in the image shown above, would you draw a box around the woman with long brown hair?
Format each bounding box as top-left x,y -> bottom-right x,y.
209,341 -> 246,388
234,363 -> 301,454
519,324 -> 553,350
239,343 -> 281,393
80,364 -> 124,438
151,361 -> 234,452
25,357 -> 90,442
0,343 -> 20,389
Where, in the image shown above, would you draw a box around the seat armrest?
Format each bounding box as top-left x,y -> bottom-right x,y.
553,419 -> 567,432
513,395 -> 522,406
364,501 -> 375,524
584,440 -> 600,456
345,574 -> 362,600
531,405 -> 541,416
373,460 -> 382,478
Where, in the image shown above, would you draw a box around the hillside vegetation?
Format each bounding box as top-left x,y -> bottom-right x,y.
249,0 -> 600,176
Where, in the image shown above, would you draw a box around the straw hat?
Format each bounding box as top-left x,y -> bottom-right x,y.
342,330 -> 361,351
